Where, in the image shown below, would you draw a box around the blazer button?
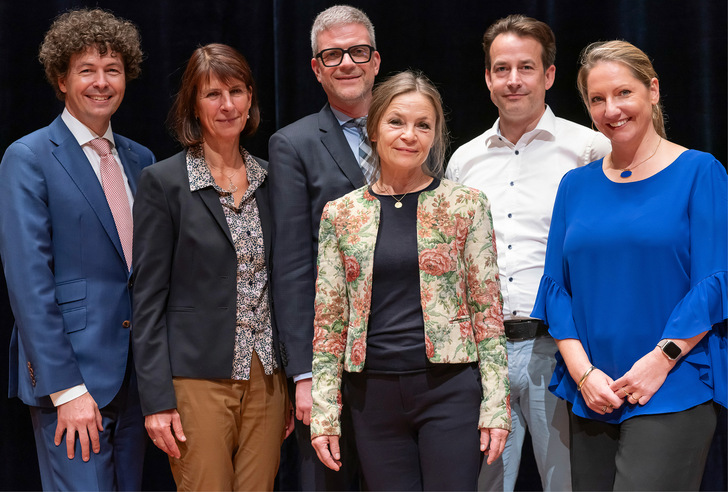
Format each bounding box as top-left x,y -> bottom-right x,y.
127,278 -> 134,289
122,320 -> 131,329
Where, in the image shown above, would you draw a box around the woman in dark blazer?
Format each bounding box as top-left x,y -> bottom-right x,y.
132,43 -> 290,491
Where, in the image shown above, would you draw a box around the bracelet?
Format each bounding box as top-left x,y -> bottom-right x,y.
577,365 -> 595,392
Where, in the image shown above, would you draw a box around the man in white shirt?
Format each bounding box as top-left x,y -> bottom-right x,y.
446,15 -> 610,492
0,8 -> 154,490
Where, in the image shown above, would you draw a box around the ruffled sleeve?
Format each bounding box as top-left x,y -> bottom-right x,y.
531,171 -> 578,340
662,156 -> 727,405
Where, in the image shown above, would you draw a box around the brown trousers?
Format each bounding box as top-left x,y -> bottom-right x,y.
170,352 -> 288,491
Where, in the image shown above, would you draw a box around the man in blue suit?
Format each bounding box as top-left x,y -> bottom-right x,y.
268,5 -> 379,490
0,8 -> 154,490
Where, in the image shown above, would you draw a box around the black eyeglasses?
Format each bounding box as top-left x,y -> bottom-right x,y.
315,44 -> 375,67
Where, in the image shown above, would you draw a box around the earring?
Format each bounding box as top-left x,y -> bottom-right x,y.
247,112 -> 250,119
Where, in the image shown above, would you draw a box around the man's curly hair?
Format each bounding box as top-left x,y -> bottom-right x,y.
39,8 -> 143,100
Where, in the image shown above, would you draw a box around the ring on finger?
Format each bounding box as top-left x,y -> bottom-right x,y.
602,405 -> 607,412
622,388 -> 632,398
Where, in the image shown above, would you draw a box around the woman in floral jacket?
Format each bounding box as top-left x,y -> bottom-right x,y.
310,71 -> 510,491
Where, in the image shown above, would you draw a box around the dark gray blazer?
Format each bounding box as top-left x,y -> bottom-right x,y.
268,104 -> 366,377
131,150 -> 279,416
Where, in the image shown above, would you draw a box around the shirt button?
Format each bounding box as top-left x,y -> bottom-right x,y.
508,277 -> 513,282
515,150 -> 520,155
512,310 -> 517,316
246,231 -> 251,236
508,245 -> 512,250
510,181 -> 514,186
507,213 -> 512,218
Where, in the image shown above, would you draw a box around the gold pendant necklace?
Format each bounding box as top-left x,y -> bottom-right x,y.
374,182 -> 419,209
392,192 -> 409,208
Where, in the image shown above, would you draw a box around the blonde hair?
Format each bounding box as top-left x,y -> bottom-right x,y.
577,40 -> 666,138
367,70 -> 448,182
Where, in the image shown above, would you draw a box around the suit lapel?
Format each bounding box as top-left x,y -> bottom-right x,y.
114,134 -> 142,195
254,171 -> 272,264
48,117 -> 127,266
318,105 -> 367,189
198,188 -> 235,247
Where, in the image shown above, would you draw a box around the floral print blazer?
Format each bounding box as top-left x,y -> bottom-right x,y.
311,179 -> 510,438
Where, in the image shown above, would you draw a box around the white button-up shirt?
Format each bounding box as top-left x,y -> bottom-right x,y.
446,106 -> 611,320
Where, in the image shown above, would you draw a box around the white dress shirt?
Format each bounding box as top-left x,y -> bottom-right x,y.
446,106 -> 610,320
50,109 -> 134,406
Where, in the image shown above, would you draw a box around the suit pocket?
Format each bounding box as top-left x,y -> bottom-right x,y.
56,279 -> 87,304
56,279 -> 87,334
61,307 -> 87,334
167,306 -> 195,312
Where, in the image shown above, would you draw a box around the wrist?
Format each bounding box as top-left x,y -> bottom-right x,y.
577,365 -> 595,392
657,339 -> 682,361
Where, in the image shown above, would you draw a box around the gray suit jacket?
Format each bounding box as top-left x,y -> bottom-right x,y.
268,104 -> 366,377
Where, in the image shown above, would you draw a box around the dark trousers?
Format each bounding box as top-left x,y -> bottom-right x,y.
290,383 -> 360,491
569,400 -> 718,491
29,361 -> 146,491
344,364 -> 483,491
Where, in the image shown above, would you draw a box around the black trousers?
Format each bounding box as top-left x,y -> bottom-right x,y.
569,400 -> 718,491
289,382 -> 360,491
344,364 -> 483,491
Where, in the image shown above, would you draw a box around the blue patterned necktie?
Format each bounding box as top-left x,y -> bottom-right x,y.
350,117 -> 375,184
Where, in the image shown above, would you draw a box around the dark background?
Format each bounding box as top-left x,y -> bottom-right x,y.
1,0 -> 725,490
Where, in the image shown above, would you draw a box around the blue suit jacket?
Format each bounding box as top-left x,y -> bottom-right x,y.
0,115 -> 155,409
268,104 -> 366,377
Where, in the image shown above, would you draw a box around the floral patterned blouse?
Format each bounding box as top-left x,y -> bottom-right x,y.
186,144 -> 276,379
310,179 -> 511,438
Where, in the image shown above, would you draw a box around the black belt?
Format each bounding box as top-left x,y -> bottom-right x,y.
504,319 -> 549,341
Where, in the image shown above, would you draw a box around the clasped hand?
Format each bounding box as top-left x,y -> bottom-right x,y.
581,349 -> 671,414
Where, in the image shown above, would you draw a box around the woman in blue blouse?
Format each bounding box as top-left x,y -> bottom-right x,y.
532,40 -> 726,491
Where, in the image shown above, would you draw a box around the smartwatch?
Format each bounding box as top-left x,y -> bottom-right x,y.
657,339 -> 682,360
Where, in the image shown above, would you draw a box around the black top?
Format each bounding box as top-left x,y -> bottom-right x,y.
365,178 -> 439,372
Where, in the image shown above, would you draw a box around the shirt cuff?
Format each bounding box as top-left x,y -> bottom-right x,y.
293,372 -> 313,383
50,384 -> 89,406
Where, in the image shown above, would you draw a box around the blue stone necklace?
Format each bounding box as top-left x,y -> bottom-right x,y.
615,137 -> 662,178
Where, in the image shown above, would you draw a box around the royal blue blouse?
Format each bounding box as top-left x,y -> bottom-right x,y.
532,150 -> 727,423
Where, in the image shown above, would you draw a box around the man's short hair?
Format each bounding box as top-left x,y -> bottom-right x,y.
482,15 -> 556,71
39,8 -> 143,100
310,5 -> 376,56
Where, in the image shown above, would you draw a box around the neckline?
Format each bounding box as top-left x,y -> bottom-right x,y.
599,149 -> 689,185
369,178 -> 440,198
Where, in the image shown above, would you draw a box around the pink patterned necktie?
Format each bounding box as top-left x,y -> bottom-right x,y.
88,138 -> 133,270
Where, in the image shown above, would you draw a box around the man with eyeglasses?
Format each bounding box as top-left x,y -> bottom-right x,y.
268,5 -> 379,491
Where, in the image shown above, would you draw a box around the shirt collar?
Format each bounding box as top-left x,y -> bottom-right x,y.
186,144 -> 266,194
61,108 -> 116,149
484,105 -> 557,148
330,106 -> 365,127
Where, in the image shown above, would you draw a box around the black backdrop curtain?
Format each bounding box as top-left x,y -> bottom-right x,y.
0,1 -> 725,490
